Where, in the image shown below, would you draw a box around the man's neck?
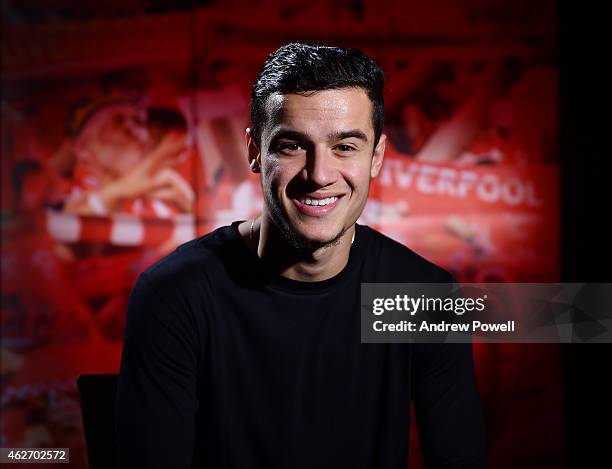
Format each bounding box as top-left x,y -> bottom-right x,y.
239,215 -> 355,282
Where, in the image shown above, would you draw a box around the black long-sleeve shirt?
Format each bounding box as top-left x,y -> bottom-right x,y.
115,222 -> 486,468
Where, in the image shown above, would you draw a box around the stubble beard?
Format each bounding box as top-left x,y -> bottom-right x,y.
263,183 -> 349,254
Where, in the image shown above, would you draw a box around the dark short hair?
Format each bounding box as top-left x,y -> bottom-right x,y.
250,42 -> 385,148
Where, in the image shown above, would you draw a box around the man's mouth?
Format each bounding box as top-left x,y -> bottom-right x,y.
291,195 -> 343,216
300,196 -> 338,206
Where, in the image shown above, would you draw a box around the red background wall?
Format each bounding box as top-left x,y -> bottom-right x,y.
1,1 -> 562,467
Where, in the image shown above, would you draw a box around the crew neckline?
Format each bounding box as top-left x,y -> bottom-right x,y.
224,220 -> 369,294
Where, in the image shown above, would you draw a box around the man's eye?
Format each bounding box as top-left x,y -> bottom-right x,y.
279,143 -> 303,153
336,144 -> 356,152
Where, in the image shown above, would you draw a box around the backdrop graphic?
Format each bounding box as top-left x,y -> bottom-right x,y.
1,1 -> 560,467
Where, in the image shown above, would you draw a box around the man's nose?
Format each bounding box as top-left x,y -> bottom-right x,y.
304,146 -> 336,187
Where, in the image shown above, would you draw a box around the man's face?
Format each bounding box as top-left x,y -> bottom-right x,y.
251,88 -> 385,250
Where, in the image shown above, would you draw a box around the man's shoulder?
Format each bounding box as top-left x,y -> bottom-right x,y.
359,224 -> 453,283
140,224 -> 235,292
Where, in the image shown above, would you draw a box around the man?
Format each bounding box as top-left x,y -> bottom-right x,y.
115,43 -> 486,468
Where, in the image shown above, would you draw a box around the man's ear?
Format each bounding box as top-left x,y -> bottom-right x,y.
245,128 -> 261,173
370,133 -> 386,178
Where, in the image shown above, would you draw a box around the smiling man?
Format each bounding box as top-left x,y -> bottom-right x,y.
244,86 -> 384,280
116,43 -> 487,468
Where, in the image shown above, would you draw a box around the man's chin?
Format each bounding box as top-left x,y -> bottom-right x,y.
286,226 -> 348,252
266,198 -> 348,252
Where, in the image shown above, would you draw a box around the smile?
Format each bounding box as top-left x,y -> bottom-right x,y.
301,196 -> 338,206
292,195 -> 342,216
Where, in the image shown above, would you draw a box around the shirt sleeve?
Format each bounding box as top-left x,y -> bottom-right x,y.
115,272 -> 201,468
412,342 -> 487,468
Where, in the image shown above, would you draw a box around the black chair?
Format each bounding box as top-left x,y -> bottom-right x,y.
77,373 -> 118,469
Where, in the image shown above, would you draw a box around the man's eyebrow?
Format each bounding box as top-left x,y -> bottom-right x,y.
269,129 -> 311,143
268,128 -> 369,147
328,130 -> 369,143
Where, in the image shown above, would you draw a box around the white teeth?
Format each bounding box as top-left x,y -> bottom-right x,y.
301,196 -> 338,206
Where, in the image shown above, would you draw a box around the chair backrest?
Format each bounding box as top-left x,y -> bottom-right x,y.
77,373 -> 118,469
